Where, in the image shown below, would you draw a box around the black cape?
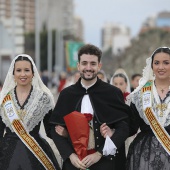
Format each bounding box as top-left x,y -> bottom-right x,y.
50,78 -> 131,125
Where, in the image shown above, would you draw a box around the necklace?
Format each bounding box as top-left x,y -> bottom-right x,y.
15,86 -> 32,106
18,94 -> 28,106
156,85 -> 170,93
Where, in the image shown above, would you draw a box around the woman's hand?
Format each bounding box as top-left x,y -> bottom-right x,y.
69,153 -> 86,169
100,123 -> 115,138
55,125 -> 68,137
81,152 -> 102,168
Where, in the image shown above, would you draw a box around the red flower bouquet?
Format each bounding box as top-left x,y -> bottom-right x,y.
64,111 -> 91,160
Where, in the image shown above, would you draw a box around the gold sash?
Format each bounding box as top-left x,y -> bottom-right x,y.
145,107 -> 170,154
2,93 -> 56,170
142,81 -> 170,155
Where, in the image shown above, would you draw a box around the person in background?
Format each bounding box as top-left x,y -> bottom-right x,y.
72,71 -> 81,83
110,68 -> 131,103
57,71 -> 67,93
41,70 -> 49,87
0,54 -> 60,170
127,47 -> 170,169
130,73 -> 142,92
97,70 -> 108,82
109,68 -> 131,170
50,44 -> 131,170
64,71 -> 80,88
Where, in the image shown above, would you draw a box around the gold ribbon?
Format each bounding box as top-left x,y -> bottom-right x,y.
145,107 -> 170,154
3,93 -> 56,170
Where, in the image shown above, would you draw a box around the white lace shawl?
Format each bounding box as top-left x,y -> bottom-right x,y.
130,47 -> 170,97
127,52 -> 154,106
0,54 -> 55,132
132,81 -> 170,127
129,47 -> 170,126
0,54 -> 55,107
0,88 -> 53,132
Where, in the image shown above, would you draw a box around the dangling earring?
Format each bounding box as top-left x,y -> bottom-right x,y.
31,76 -> 34,84
14,79 -> 17,86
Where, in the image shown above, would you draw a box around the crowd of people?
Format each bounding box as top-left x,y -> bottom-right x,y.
0,44 -> 170,170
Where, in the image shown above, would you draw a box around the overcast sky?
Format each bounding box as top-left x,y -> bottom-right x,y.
74,0 -> 170,48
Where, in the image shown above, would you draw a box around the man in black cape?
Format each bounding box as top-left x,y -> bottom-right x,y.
50,44 -> 131,170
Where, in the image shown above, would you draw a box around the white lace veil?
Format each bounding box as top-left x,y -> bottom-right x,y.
0,54 -> 55,108
130,47 -> 170,102
131,57 -> 154,95
110,68 -> 131,93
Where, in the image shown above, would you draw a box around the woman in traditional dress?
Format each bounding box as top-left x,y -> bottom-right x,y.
0,54 -> 60,170
110,68 -> 131,103
126,47 -> 170,169
109,68 -> 131,170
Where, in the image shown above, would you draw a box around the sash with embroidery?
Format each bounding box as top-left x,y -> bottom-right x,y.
2,93 -> 56,170
142,81 -> 170,155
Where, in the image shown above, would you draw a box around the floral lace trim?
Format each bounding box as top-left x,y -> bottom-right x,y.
132,83 -> 170,127
0,88 -> 53,132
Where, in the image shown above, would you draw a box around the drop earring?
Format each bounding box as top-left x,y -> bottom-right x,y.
14,79 -> 17,86
31,76 -> 34,85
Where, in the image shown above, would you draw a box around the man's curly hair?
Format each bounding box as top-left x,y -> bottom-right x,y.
78,44 -> 102,62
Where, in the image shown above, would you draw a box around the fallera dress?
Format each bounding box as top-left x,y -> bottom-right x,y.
126,86 -> 170,170
0,87 -> 60,170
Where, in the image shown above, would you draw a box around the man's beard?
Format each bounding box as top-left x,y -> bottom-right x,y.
80,71 -> 97,81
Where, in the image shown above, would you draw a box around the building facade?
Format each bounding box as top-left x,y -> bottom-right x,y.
0,0 -> 35,32
39,0 -> 74,34
101,23 -> 131,55
140,11 -> 170,34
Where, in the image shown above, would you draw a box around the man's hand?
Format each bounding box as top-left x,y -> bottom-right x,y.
81,152 -> 102,168
100,123 -> 115,138
69,153 -> 86,169
55,125 -> 68,137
